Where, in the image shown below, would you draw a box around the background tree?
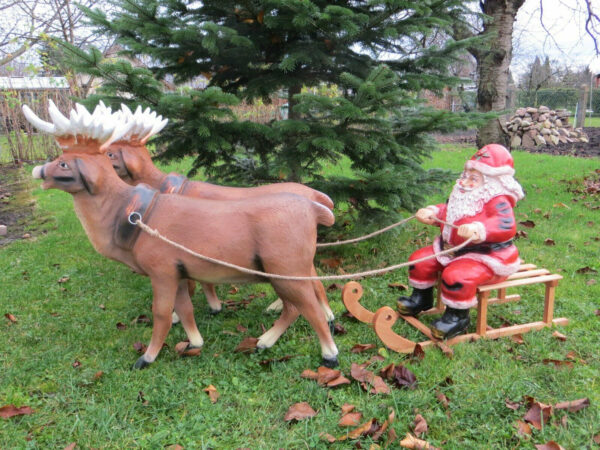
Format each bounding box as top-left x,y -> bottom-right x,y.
59,0 -> 488,224
452,0 -> 599,148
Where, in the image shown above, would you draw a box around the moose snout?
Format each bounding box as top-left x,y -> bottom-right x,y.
32,164 -> 45,180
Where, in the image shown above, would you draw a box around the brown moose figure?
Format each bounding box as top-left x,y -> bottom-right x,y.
25,103 -> 339,369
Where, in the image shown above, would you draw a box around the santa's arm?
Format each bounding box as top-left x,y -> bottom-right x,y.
470,196 -> 516,243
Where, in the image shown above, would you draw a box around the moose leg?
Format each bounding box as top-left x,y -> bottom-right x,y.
172,281 -> 221,324
174,280 -> 204,350
257,301 -> 300,349
311,266 -> 334,324
272,281 -> 338,368
201,283 -> 222,313
134,277 -> 177,369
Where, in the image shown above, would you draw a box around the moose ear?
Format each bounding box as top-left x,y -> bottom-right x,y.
120,147 -> 144,178
74,158 -> 100,195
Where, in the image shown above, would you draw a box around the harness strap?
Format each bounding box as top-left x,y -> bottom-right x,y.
159,173 -> 189,195
115,184 -> 159,250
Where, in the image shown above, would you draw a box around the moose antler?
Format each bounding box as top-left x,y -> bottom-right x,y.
100,104 -> 168,150
22,101 -> 117,154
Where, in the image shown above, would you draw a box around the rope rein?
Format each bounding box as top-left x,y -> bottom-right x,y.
132,214 -> 473,281
315,215 -> 416,247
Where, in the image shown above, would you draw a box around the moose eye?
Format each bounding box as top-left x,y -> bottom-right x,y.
59,162 -> 69,169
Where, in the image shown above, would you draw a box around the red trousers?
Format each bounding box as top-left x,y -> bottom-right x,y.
407,245 -> 506,309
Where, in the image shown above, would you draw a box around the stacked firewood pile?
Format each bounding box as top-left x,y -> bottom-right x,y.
503,106 -> 589,148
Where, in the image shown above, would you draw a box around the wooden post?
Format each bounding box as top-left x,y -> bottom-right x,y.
543,280 -> 559,324
576,84 -> 589,128
476,291 -> 490,336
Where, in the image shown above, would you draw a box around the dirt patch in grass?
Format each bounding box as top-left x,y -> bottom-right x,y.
435,127 -> 600,158
0,165 -> 39,246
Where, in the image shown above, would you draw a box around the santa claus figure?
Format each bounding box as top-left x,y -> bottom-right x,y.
397,144 -> 525,339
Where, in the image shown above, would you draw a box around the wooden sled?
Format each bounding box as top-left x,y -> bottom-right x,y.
342,264 -> 568,353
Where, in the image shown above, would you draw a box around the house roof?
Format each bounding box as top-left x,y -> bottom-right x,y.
0,76 -> 69,90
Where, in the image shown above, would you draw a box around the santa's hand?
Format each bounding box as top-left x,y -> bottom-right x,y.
457,224 -> 484,242
416,207 -> 436,225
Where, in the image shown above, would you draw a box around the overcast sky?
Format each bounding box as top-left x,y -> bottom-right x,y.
511,0 -> 600,76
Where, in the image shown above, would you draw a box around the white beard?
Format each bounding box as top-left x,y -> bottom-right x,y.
442,176 -> 509,242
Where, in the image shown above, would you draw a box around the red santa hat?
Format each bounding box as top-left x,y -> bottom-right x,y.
464,144 -> 515,177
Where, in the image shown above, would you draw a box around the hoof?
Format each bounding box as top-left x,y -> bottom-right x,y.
322,356 -> 339,368
209,308 -> 222,316
132,356 -> 151,370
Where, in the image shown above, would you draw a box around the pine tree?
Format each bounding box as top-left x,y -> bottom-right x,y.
59,0 -> 488,225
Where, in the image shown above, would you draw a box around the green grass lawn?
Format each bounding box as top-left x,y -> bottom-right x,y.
1,146 -> 600,448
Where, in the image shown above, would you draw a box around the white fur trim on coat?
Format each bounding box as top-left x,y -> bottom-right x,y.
409,278 -> 437,289
433,236 -> 521,277
471,221 -> 486,242
465,160 -> 515,177
441,293 -> 478,309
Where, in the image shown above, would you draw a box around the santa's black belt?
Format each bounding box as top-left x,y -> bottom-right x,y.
442,239 -> 513,258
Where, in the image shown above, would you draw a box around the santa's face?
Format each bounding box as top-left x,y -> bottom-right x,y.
457,169 -> 483,192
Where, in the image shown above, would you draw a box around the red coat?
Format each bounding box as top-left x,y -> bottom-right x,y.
431,195 -> 520,277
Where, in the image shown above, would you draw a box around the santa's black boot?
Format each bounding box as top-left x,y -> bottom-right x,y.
397,287 -> 433,316
430,307 -> 470,340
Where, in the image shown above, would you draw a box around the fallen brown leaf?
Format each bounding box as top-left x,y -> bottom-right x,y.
284,402 -> 317,421
388,282 -> 408,291
534,441 -> 565,450
320,257 -> 343,269
4,313 -> 17,323
436,392 -> 450,409
341,403 -> 355,415
234,337 -> 258,353
326,375 -> 351,388
350,363 -> 390,394
133,341 -> 147,354
228,286 -> 239,295
542,359 -> 574,368
0,404 -> 34,419
320,433 -> 337,443
411,344 -> 425,360
63,443 -> 76,450
72,360 -> 81,369
300,369 -> 318,380
203,385 -> 219,404
116,322 -> 127,330
576,266 -> 598,274
553,398 -> 589,412
326,283 -> 343,292
339,412 -> 362,427
559,415 -> 568,428
505,399 -> 521,410
135,314 -> 151,324
258,355 -> 295,366
511,334 -> 525,345
553,202 -> 570,209
236,324 -> 248,333
380,364 -> 418,390
399,432 -> 439,449
586,279 -> 597,286
413,414 -> 428,435
544,238 -> 556,246
516,230 -> 528,239
515,420 -> 532,436
523,399 -> 553,430
593,434 -> 600,445
93,371 -> 104,381
347,418 -> 378,439
317,366 -> 341,385
552,331 -> 567,341
175,341 -> 202,357
351,343 -> 376,353
519,220 -> 536,228
372,409 -> 395,442
57,276 -> 70,283
333,322 -> 347,334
